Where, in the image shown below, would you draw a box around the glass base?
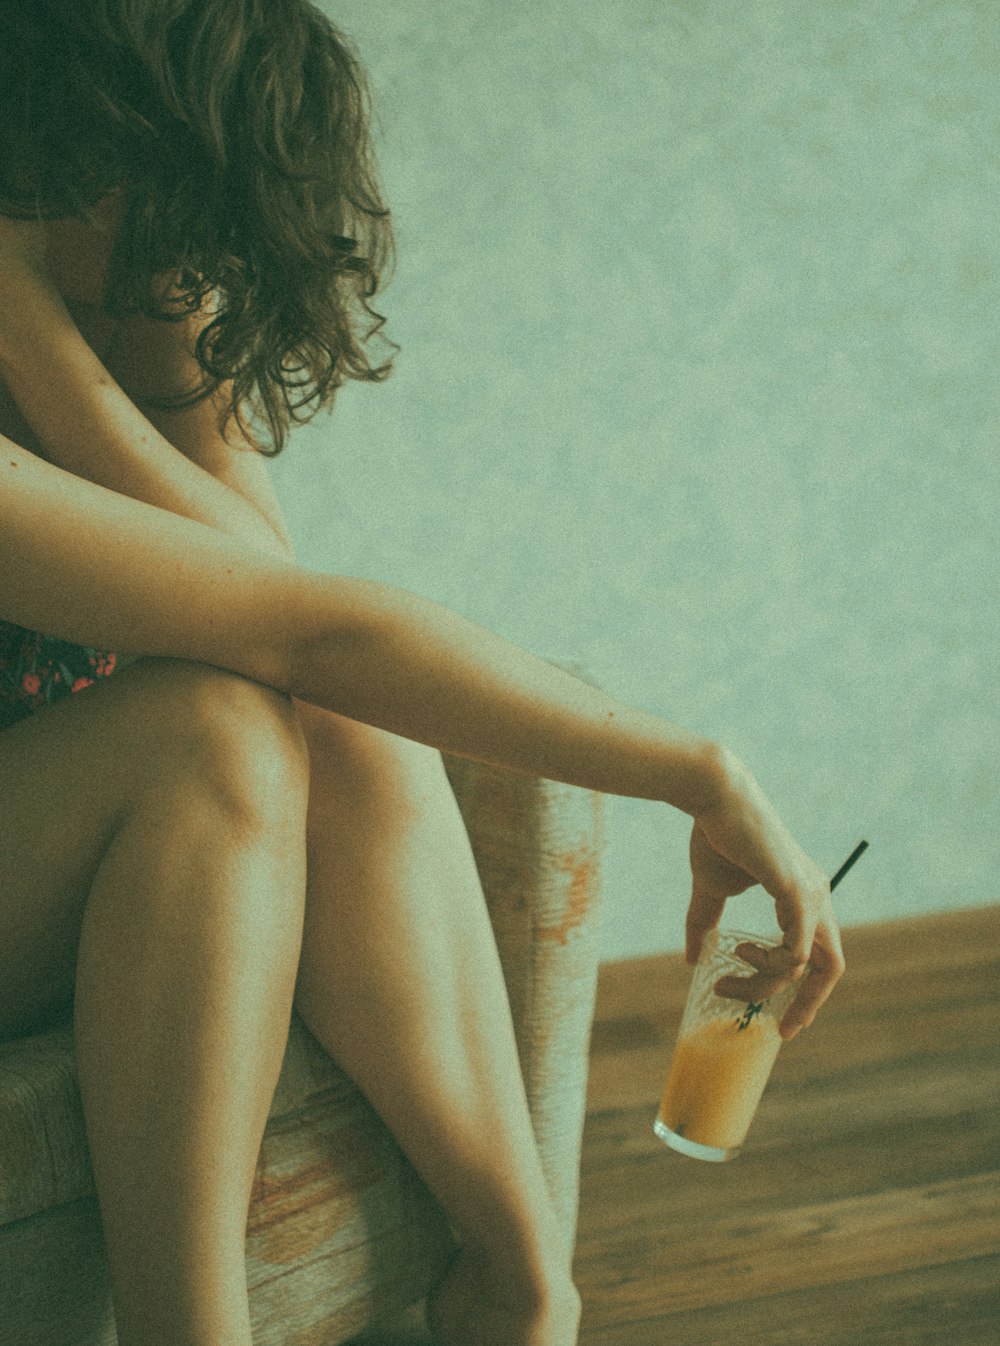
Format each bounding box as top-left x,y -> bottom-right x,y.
653,1117 -> 739,1163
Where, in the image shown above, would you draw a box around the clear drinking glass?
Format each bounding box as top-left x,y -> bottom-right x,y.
653,928 -> 799,1162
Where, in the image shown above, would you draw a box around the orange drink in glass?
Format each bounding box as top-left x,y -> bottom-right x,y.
654,928 -> 798,1162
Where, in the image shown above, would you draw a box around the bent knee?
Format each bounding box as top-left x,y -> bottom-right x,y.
121,658 -> 310,825
295,701 -> 453,826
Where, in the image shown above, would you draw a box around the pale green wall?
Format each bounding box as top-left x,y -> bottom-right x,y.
271,1 -> 999,960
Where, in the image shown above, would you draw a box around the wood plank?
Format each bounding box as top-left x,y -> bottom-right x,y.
574,1172 -> 1000,1325
578,1254 -> 1000,1346
578,1106 -> 1000,1241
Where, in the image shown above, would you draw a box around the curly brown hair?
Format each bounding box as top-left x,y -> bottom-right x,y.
0,0 -> 397,455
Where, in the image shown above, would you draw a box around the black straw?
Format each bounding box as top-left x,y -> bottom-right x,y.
829,839 -> 869,893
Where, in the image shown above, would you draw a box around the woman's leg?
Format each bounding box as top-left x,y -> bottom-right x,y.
290,700 -> 581,1346
0,658 -> 310,1346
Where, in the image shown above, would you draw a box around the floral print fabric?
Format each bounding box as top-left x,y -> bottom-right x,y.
0,620 -> 118,731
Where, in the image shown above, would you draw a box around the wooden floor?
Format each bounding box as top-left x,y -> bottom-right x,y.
576,904 -> 1000,1345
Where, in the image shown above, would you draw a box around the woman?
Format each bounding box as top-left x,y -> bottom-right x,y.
0,3 -> 845,1345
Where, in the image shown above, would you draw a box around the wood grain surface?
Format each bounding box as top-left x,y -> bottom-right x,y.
576,905 -> 1000,1345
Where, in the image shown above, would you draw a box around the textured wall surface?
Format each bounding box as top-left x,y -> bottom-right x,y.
272,1 -> 999,960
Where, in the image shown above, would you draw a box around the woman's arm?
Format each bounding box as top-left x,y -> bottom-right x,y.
3,432 -> 838,1008
0,220 -> 291,559
0,229 -> 708,801
0,232 -> 711,797
103,309 -> 298,557
0,216 -> 838,1019
0,435 -> 718,812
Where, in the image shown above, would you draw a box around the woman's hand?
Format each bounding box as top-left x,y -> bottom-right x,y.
685,750 -> 846,1040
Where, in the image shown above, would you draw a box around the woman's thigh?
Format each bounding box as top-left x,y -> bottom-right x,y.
294,697 -> 481,892
0,656 -> 305,1042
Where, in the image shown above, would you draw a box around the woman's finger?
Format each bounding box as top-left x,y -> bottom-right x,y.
685,820 -> 756,965
714,966 -> 804,1003
778,958 -> 846,1038
770,887 -> 816,968
733,941 -> 806,976
778,918 -> 847,1038
771,859 -> 837,969
712,940 -> 806,999
685,888 -> 726,965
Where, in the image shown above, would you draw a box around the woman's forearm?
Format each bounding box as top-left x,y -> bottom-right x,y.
1,439 -> 723,814
281,571 -> 724,813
